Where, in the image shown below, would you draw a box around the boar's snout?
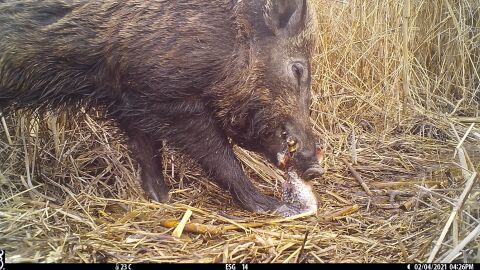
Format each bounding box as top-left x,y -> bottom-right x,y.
275,121 -> 325,180
303,163 -> 325,180
294,143 -> 325,180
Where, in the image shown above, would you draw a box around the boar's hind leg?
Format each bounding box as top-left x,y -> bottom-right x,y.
128,132 -> 170,203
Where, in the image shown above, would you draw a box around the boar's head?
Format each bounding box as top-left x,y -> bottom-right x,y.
214,0 -> 324,180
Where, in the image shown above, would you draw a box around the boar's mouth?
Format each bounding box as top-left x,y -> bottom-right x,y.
276,137 -> 325,180
229,111 -> 325,180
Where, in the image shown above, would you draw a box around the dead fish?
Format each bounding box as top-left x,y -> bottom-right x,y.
281,170 -> 318,214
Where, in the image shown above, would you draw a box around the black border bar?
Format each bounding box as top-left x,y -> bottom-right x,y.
2,263 -> 479,270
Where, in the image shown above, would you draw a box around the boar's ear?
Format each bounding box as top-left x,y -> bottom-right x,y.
264,0 -> 307,36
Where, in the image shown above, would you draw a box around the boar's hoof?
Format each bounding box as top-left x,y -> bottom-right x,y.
238,193 -> 285,214
141,175 -> 170,203
144,184 -> 170,203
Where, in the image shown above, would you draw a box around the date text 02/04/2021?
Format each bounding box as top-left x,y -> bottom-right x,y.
411,264 -> 475,270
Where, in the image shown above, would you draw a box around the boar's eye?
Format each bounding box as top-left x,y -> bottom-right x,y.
291,62 -> 305,85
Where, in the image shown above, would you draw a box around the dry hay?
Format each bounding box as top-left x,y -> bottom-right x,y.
1,0 -> 480,263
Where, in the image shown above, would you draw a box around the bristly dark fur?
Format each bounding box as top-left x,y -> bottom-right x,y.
0,0 -> 321,215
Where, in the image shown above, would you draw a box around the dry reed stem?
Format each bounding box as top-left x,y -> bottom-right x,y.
341,158 -> 373,196
439,223 -> 480,263
455,117 -> 480,124
427,172 -> 478,262
371,181 -> 446,189
402,185 -> 438,212
402,0 -> 411,113
171,209 -> 193,238
321,205 -> 360,221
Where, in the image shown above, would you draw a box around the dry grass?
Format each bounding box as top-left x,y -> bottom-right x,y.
1,0 -> 479,263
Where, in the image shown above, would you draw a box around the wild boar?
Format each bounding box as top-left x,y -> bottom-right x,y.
0,0 -> 324,216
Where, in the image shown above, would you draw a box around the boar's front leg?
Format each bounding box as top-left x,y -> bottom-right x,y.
165,115 -> 299,215
124,130 -> 170,203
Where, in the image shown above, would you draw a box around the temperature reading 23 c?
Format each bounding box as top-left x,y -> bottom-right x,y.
115,263 -> 132,270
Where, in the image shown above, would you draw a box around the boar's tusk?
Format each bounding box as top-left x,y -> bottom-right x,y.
287,138 -> 298,153
277,152 -> 290,170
